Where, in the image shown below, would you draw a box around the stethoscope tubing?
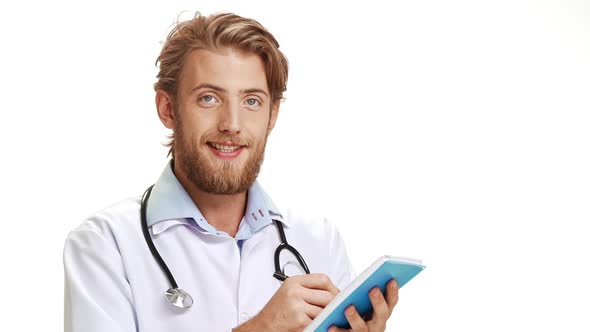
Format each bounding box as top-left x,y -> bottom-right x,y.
140,185 -> 179,289
140,184 -> 310,308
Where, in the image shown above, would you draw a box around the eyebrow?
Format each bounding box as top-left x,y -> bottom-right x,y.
191,83 -> 269,98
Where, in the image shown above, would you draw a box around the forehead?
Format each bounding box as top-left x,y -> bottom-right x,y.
180,48 -> 269,94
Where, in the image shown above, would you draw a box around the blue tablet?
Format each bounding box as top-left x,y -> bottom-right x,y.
304,255 -> 425,332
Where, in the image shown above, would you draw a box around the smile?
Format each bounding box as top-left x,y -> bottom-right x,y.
206,142 -> 246,159
208,142 -> 243,152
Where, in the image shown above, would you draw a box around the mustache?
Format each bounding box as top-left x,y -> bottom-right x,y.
200,133 -> 250,146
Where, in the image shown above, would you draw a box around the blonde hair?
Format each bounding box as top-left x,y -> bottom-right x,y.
154,12 -> 289,157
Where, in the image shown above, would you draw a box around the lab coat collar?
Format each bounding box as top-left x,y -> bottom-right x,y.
146,160 -> 288,235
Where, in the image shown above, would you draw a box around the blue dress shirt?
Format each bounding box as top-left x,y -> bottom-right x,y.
146,160 -> 285,251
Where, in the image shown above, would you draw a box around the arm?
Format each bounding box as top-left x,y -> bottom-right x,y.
63,228 -> 138,332
232,274 -> 340,332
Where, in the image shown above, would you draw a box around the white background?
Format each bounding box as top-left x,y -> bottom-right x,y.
1,0 -> 589,331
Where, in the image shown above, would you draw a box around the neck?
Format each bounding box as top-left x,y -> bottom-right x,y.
173,162 -> 247,238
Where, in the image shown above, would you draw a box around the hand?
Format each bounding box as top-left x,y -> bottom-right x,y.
234,273 -> 340,332
328,279 -> 399,332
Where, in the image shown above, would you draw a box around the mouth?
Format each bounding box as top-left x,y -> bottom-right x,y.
206,142 -> 246,159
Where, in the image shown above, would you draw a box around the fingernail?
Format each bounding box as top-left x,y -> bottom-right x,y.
389,279 -> 397,289
346,305 -> 355,316
371,288 -> 380,298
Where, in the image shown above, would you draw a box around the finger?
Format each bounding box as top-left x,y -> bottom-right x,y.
386,279 -> 399,314
327,326 -> 349,332
368,287 -> 390,323
303,303 -> 324,320
344,305 -> 368,332
302,288 -> 337,307
292,273 -> 340,296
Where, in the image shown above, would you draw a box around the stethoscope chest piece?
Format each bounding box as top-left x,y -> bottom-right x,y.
166,288 -> 193,309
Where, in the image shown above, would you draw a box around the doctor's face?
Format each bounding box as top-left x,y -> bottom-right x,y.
172,48 -> 278,194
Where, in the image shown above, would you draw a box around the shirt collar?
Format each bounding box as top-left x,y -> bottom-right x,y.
242,181 -> 286,234
146,160 -> 288,234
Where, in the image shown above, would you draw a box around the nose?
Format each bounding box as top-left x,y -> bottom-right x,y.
217,99 -> 241,134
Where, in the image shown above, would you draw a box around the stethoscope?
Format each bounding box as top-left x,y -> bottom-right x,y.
140,184 -> 310,309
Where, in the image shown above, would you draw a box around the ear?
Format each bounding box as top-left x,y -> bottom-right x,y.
156,89 -> 176,130
266,100 -> 281,135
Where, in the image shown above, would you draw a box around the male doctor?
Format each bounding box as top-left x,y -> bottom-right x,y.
63,12 -> 399,332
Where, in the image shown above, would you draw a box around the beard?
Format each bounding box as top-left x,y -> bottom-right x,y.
174,122 -> 268,195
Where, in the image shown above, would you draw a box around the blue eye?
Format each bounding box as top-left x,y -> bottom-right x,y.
246,98 -> 260,106
201,95 -> 217,103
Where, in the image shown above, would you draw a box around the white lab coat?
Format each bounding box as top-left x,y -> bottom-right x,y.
63,197 -> 355,332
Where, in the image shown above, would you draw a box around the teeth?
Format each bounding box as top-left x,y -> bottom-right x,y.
211,143 -> 240,153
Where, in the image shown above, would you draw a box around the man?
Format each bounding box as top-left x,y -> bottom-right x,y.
63,12 -> 398,332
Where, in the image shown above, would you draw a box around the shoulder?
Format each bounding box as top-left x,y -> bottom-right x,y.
280,205 -> 343,243
64,196 -> 142,247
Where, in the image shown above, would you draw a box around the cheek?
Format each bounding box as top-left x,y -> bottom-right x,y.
247,127 -> 271,146
244,114 -> 271,136
179,114 -> 213,138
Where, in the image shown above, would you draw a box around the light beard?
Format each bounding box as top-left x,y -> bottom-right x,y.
175,129 -> 267,195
